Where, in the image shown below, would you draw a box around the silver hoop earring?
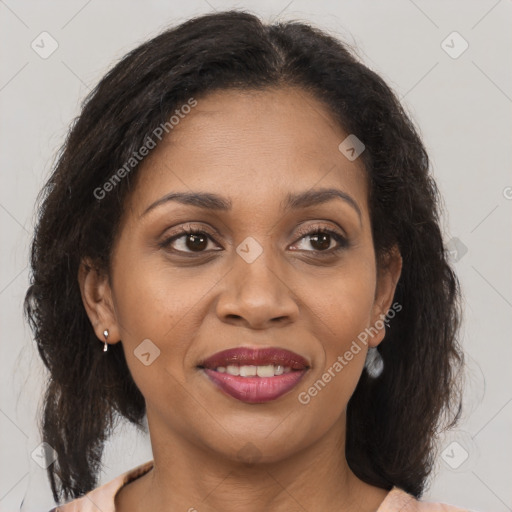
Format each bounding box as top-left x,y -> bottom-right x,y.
103,329 -> 109,353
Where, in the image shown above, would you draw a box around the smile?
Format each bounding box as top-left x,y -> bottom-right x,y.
198,347 -> 310,403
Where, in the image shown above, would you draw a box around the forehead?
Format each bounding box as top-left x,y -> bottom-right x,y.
128,86 -> 368,218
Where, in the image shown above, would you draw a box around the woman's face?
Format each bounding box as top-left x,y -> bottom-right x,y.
82,86 -> 401,463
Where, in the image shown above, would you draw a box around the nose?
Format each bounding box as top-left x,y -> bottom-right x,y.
215,249 -> 300,330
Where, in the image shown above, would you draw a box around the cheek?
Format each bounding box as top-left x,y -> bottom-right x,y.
112,240 -> 218,337
298,254 -> 377,344
110,253 -> 224,390
294,255 -> 376,415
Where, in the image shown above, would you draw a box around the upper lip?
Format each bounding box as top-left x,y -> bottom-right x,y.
198,347 -> 310,370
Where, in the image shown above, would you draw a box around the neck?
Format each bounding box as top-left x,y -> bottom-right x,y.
117,409 -> 389,512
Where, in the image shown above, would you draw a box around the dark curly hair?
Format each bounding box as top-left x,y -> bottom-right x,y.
24,10 -> 464,504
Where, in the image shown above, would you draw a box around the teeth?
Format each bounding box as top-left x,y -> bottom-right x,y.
239,365 -> 257,377
217,364 -> 294,377
256,365 -> 274,377
226,365 -> 240,376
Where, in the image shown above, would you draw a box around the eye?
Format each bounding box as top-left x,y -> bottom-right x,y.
159,225 -> 221,254
290,224 -> 349,255
159,223 -> 349,257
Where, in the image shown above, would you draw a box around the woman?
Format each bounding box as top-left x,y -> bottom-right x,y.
25,10 -> 469,512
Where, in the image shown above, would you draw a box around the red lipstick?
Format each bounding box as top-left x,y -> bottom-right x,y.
198,347 -> 309,404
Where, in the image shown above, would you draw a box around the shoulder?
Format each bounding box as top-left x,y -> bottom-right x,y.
51,460 -> 154,512
378,487 -> 473,512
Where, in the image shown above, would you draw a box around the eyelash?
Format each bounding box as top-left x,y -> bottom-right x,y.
159,223 -> 349,257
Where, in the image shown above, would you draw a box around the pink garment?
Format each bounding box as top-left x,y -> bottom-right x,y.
52,460 -> 470,511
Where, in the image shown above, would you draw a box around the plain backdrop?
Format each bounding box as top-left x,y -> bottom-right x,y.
1,1 -> 511,511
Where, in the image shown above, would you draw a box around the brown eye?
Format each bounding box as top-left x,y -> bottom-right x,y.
309,232 -> 332,251
291,226 -> 349,255
159,227 -> 221,254
184,233 -> 208,252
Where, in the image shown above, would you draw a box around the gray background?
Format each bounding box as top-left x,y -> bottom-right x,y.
1,1 -> 511,511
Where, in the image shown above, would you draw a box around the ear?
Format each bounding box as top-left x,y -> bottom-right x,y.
78,258 -> 121,348
368,245 -> 402,348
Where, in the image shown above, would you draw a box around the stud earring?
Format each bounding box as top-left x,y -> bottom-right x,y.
103,329 -> 109,352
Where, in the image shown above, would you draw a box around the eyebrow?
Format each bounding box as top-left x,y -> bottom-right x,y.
141,187 -> 362,223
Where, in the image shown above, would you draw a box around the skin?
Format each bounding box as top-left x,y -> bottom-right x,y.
79,86 -> 402,512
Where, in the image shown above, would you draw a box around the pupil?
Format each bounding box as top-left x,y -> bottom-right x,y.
312,233 -> 330,250
187,234 -> 207,251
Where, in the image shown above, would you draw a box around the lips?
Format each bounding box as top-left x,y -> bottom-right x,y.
198,347 -> 310,404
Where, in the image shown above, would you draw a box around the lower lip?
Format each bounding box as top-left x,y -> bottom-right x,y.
202,368 -> 307,403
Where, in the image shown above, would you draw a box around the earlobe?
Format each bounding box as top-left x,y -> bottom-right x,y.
78,259 -> 121,346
